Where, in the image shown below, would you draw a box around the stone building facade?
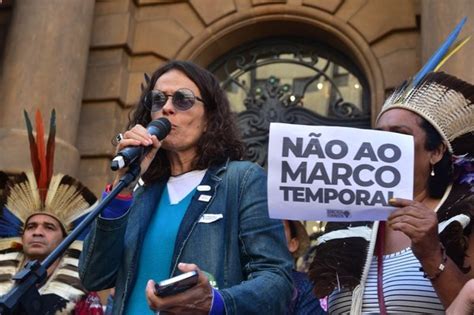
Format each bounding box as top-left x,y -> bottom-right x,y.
0,0 -> 472,196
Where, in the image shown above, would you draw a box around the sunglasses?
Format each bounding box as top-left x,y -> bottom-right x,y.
144,88 -> 204,112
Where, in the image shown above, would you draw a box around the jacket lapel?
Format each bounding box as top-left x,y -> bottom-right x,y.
170,163 -> 225,274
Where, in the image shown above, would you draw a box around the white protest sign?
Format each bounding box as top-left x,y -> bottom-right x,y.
268,123 -> 414,221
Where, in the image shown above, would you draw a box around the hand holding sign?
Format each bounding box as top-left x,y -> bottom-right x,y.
387,197 -> 440,261
268,123 -> 414,221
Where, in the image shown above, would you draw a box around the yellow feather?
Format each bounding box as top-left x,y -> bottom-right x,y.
434,36 -> 471,71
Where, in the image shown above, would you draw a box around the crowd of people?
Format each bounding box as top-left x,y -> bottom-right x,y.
0,58 -> 472,314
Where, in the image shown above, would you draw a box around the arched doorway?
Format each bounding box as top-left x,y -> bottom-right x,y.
209,37 -> 371,167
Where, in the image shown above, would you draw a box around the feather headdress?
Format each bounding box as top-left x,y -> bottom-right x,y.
377,18 -> 473,153
378,72 -> 474,153
0,109 -> 97,305
1,110 -> 97,234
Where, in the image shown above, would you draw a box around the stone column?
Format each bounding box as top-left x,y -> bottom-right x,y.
0,0 -> 95,175
421,0 -> 474,83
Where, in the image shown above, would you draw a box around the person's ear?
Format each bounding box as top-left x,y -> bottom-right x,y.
430,141 -> 447,165
288,237 -> 299,254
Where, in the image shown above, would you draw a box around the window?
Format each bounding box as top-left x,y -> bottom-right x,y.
209,37 -> 371,167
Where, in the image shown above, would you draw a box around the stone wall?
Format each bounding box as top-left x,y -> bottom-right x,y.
0,0 -> 95,181
0,1 -> 12,76
0,0 -> 472,196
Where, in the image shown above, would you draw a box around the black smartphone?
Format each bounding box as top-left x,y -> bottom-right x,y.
154,270 -> 199,297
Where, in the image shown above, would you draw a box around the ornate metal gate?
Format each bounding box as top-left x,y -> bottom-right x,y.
209,38 -> 371,168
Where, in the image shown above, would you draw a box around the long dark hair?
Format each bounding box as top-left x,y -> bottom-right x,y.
420,119 -> 474,274
128,60 -> 245,183
419,118 -> 453,198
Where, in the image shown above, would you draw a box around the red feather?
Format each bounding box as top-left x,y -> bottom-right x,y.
35,110 -> 48,204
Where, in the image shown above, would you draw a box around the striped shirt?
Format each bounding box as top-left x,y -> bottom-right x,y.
328,247 -> 444,314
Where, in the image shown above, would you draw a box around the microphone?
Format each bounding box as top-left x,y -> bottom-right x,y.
110,117 -> 171,171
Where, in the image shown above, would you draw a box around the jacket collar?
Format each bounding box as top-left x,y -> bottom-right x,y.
133,160 -> 230,276
170,161 -> 228,274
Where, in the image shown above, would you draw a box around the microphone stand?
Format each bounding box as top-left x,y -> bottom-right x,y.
0,162 -> 141,314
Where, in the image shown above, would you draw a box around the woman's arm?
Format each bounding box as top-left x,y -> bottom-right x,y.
424,234 -> 474,307
388,198 -> 474,307
79,191 -> 132,291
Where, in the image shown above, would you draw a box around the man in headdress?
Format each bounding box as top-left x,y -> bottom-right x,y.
0,110 -> 103,314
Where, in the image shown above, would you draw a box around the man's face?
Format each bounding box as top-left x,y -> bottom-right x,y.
21,214 -> 64,261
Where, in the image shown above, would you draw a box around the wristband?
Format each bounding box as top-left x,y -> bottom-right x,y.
419,243 -> 447,280
105,184 -> 133,199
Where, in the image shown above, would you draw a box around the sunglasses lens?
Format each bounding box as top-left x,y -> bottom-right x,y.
145,89 -> 199,112
173,89 -> 195,111
151,91 -> 167,112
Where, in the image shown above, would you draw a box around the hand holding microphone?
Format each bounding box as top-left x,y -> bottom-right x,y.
111,117 -> 171,174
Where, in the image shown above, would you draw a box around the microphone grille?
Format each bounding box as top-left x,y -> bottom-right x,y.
148,117 -> 171,139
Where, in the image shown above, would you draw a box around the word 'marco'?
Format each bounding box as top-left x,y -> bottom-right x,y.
279,134 -> 403,206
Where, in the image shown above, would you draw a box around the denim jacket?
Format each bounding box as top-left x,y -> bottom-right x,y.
79,160 -> 293,315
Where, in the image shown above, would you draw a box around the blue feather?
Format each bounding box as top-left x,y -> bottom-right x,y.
0,207 -> 23,237
413,17 -> 467,86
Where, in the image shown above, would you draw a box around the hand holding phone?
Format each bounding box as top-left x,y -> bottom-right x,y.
154,270 -> 199,297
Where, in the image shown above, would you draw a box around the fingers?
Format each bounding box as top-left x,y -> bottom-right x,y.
113,124 -> 162,177
388,207 -> 435,232
146,279 -> 182,311
386,197 -> 439,246
118,125 -> 153,151
388,211 -> 423,235
178,262 -> 199,273
119,125 -> 162,152
143,135 -> 162,161
178,263 -> 209,285
388,197 -> 415,207
388,219 -> 436,248
146,273 -> 212,314
388,198 -> 431,221
388,219 -> 420,237
389,209 -> 424,221
146,280 -> 160,310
